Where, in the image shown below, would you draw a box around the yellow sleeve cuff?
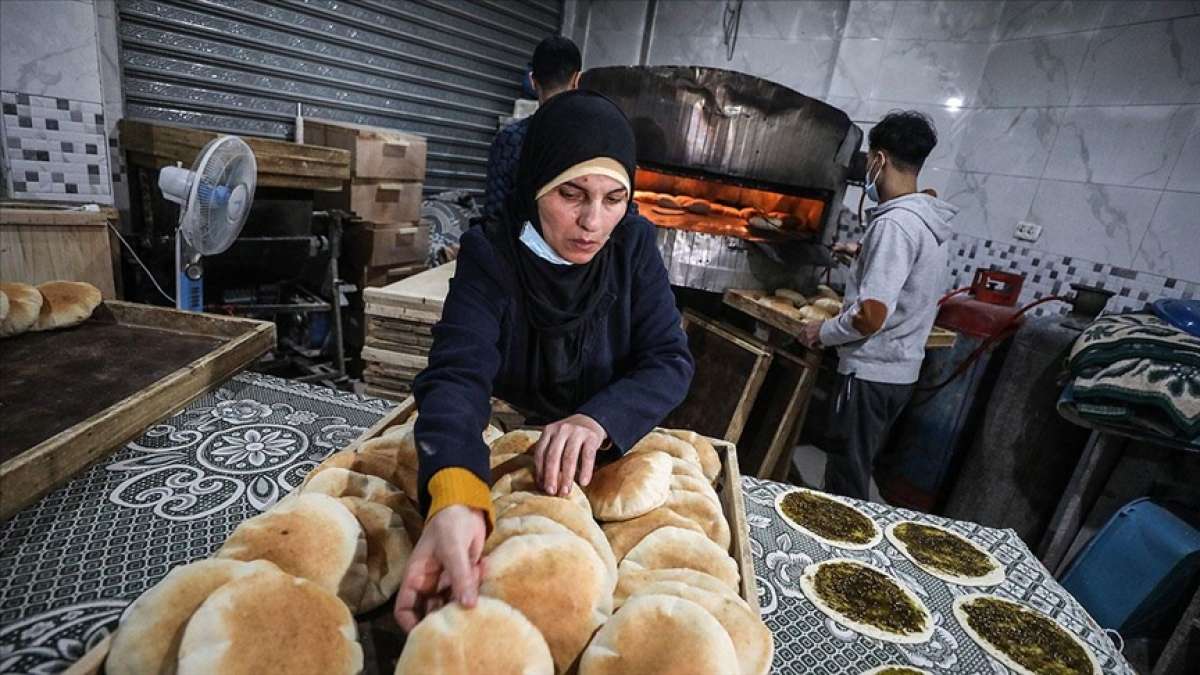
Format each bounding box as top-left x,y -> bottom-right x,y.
426,467 -> 495,531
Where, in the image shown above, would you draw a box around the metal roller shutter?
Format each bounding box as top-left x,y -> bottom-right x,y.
116,0 -> 562,194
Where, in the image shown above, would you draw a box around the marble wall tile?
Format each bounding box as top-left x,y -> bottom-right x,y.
0,0 -> 102,103
1027,179 -> 1161,268
976,32 -> 1091,107
889,0 -> 1006,43
738,0 -> 849,41
1071,16 -> 1200,106
647,0 -> 726,38
725,36 -> 838,98
872,39 -> 991,106
646,32 -> 725,68
584,28 -> 644,68
952,107 -> 1062,178
1044,104 -> 1198,190
824,96 -> 869,119
1097,0 -> 1200,28
843,0 -> 897,39
827,37 -> 885,100
942,170 -> 1039,242
1167,117 -> 1200,192
1132,191 -> 1200,281
588,0 -> 649,34
996,1 -> 1108,40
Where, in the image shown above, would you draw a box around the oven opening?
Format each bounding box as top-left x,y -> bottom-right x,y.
634,166 -> 829,242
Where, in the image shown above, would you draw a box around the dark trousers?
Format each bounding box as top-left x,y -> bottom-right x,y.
822,373 -> 914,501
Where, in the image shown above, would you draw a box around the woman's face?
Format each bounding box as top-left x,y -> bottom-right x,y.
536,174 -> 628,264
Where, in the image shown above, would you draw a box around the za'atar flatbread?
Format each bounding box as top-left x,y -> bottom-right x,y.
885,521 -> 1005,587
953,594 -> 1101,675
775,488 -> 881,550
860,667 -> 932,675
800,559 -> 933,645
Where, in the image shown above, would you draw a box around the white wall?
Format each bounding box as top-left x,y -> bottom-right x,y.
579,0 -> 1200,301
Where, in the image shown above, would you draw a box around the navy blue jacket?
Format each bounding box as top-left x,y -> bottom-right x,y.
412,216 -> 694,507
482,118 -> 529,227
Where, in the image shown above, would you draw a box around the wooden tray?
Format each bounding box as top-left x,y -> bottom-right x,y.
0,301 -> 274,521
66,398 -> 759,675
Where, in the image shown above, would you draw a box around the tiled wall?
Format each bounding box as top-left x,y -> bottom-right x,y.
0,0 -> 115,205
580,0 -> 1200,302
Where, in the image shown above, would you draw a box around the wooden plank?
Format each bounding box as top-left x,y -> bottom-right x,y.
713,437 -> 761,616
1037,431 -> 1127,574
361,346 -> 428,370
0,222 -> 117,298
738,349 -> 812,478
363,261 -> 455,310
0,207 -> 109,227
364,303 -> 442,323
0,302 -> 274,521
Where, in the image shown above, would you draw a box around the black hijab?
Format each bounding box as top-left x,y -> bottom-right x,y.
484,90 -> 638,420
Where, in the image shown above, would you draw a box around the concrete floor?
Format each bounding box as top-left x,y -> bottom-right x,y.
789,443 -> 887,504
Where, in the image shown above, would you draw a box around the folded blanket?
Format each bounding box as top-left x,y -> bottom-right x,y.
1061,313 -> 1200,442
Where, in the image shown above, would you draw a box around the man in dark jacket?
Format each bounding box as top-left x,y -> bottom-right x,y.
482,35 -> 582,225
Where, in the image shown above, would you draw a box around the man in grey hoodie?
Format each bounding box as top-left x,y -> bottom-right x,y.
800,110 -> 957,501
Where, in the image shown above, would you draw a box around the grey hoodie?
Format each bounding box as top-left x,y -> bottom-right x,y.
819,193 -> 957,384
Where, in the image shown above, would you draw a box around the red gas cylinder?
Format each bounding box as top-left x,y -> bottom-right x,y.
938,270 -> 1027,339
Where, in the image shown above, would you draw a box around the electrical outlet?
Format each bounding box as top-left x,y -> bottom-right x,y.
1014,221 -> 1043,242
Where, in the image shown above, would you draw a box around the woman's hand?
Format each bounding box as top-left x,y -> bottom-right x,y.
533,414 -> 607,496
393,505 -> 487,632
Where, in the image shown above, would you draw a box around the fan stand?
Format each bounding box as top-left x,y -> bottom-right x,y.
175,230 -> 205,312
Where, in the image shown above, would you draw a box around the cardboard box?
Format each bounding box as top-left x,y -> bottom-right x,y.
304,119 -> 427,181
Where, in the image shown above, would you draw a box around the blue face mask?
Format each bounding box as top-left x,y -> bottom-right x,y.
864,155 -> 883,203
519,221 -> 574,266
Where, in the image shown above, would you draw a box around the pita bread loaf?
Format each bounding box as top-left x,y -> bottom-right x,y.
670,473 -> 722,510
301,467 -> 409,513
798,305 -> 832,322
31,281 -> 101,331
619,526 -> 740,591
578,594 -> 739,675
614,567 -> 737,609
338,497 -> 413,613
664,487 -> 731,551
603,507 -> 705,561
358,435 -> 419,496
662,430 -> 721,482
490,429 -> 541,456
813,297 -> 843,316
492,467 -> 590,513
629,580 -> 773,675
176,564 -> 362,675
106,559 -> 277,675
584,451 -> 672,521
480,533 -> 612,674
394,597 -> 555,675
628,432 -> 702,471
0,282 -> 41,337
493,493 -> 617,590
216,493 -> 368,606
483,514 -> 574,557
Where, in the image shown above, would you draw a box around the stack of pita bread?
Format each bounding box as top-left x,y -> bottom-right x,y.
0,280 -> 102,338
400,427 -> 773,675
107,411 -> 503,674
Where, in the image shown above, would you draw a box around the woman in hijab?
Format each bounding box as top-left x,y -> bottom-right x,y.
394,90 -> 693,630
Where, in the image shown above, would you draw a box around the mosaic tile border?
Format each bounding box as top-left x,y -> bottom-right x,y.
833,207 -> 1199,318
1,90 -> 112,203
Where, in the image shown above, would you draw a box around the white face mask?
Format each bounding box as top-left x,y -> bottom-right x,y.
519,221 -> 574,266
864,154 -> 884,203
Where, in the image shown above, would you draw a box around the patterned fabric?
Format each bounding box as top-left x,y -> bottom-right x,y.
742,477 -> 1134,674
483,117 -> 529,226
0,373 -> 1133,673
0,373 -> 392,674
423,190 -> 481,266
1062,313 -> 1200,442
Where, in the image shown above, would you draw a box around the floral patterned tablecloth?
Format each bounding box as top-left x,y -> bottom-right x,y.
0,373 -> 1132,674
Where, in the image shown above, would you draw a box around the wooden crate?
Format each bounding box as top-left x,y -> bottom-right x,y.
318,180 -> 423,225
65,400 -> 760,674
119,119 -> 350,191
346,222 -> 429,269
303,118 -> 427,181
0,206 -> 117,298
0,301 -> 274,521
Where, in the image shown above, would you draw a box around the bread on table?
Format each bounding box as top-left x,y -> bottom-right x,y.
578,594 -> 739,675
618,526 -> 740,591
176,564 -> 362,675
393,597 -> 554,675
0,282 -> 42,337
338,496 -> 413,613
31,281 -> 101,332
584,451 -> 672,521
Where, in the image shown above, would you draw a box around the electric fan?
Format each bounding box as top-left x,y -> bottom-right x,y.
157,136 -> 257,311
